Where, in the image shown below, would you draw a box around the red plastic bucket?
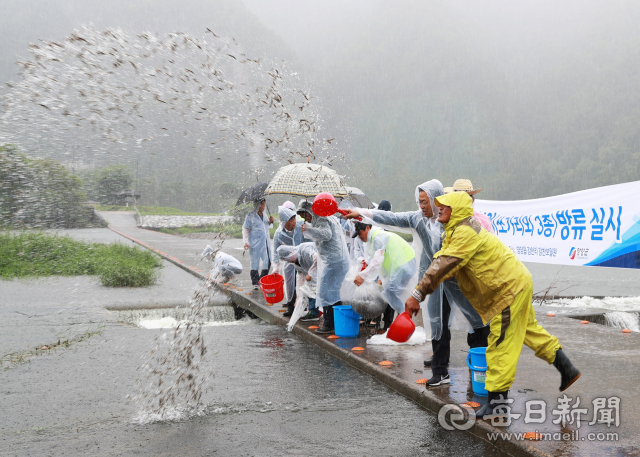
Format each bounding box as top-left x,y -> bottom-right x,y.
386,312 -> 416,343
258,273 -> 285,303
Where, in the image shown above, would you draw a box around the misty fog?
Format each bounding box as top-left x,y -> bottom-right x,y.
1,0 -> 639,211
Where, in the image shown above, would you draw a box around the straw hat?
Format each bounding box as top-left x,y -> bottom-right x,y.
445,179 -> 482,195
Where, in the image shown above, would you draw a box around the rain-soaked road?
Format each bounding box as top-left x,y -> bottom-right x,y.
0,222 -> 505,457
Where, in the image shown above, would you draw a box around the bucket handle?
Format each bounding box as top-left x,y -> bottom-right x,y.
466,353 -> 487,371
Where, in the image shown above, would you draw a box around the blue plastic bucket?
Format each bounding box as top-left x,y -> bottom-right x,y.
467,347 -> 488,396
333,305 -> 361,337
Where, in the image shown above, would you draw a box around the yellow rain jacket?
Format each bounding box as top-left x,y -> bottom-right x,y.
415,191 -> 532,325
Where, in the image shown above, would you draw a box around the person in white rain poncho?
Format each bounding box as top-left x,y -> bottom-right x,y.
201,246 -> 243,282
272,205 -> 299,317
344,179 -> 489,387
352,222 -> 417,316
302,208 -> 350,334
277,242 -> 320,321
243,199 -> 274,289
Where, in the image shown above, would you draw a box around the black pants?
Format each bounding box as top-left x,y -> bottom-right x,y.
323,301 -> 341,329
286,290 -> 297,311
467,323 -> 490,348
431,294 -> 452,376
383,304 -> 395,330
431,295 -> 491,376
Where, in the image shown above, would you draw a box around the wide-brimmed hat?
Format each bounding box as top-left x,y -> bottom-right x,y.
445,179 -> 482,195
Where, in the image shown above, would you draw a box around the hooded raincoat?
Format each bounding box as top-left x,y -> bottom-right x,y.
272,206 -> 297,301
303,214 -> 350,310
354,180 -> 484,340
359,227 -> 417,314
417,191 -> 532,323
242,202 -> 271,271
415,191 -> 561,391
211,251 -> 243,280
277,242 -> 318,283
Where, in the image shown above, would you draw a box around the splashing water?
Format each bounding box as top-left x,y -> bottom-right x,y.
604,311 -> 640,332
0,26 -> 343,217
1,26 -> 343,421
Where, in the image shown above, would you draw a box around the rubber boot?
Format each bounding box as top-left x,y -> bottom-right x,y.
283,304 -> 295,318
553,349 -> 581,392
476,391 -> 510,420
316,305 -> 334,333
250,270 -> 259,287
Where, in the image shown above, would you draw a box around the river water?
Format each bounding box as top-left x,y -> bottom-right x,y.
0,298 -> 505,456
129,320 -> 505,457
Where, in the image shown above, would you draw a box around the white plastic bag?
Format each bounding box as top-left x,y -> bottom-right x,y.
340,264 -> 387,320
287,294 -> 309,332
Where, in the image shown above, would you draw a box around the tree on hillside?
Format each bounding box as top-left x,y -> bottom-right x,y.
0,144 -> 95,228
90,165 -> 134,205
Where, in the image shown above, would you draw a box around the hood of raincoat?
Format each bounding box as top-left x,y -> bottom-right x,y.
278,205 -> 296,223
297,199 -> 313,216
415,179 -> 444,223
277,245 -> 297,262
434,191 -> 474,232
282,200 -> 296,211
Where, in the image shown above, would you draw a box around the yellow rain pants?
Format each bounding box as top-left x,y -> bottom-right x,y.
485,281 -> 562,392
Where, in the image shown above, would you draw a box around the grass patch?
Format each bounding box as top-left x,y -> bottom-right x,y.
92,204 -> 221,216
158,223 -> 244,238
0,231 -> 162,286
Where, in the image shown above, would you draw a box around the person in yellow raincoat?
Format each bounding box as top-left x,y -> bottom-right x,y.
405,191 -> 581,420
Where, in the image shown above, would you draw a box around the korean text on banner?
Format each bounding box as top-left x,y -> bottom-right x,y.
474,181 -> 640,269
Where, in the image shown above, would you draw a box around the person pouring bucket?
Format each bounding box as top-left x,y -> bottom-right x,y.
277,242 -> 320,321
302,197 -> 350,334
344,180 -> 489,387
272,205 -> 299,317
351,221 -> 417,327
243,199 -> 274,289
406,191 -> 581,420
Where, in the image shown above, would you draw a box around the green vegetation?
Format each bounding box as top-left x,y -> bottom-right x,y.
84,164 -> 134,205
0,145 -> 101,229
93,204 -> 221,216
158,223 -> 243,238
0,231 -> 162,286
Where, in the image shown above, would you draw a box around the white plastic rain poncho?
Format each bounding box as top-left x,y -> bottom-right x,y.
272,206 -> 297,302
303,214 -> 350,310
242,202 -> 271,271
277,242 -> 318,282
277,242 -> 319,330
355,180 -> 485,340
201,245 -> 243,280
359,227 -> 418,314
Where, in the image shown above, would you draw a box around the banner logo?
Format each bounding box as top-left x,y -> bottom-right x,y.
569,247 -> 577,260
